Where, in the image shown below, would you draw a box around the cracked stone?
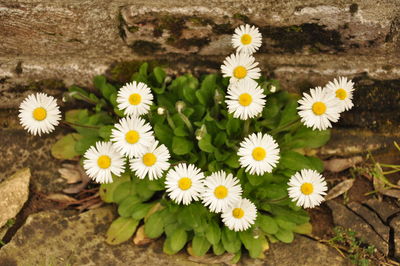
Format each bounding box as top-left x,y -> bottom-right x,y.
390,215 -> 400,259
327,200 -> 389,255
347,202 -> 390,242
364,199 -> 400,222
0,168 -> 30,228
0,206 -> 350,265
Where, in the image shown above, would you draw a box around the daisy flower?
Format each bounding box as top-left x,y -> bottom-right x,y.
238,132 -> 280,175
221,198 -> 257,232
325,76 -> 355,112
165,163 -> 205,205
287,169 -> 328,208
225,79 -> 266,120
116,81 -> 153,117
221,53 -> 261,84
18,93 -> 61,136
83,141 -> 125,184
202,171 -> 242,213
232,24 -> 262,54
110,116 -> 155,158
130,140 -> 170,180
297,86 -> 341,131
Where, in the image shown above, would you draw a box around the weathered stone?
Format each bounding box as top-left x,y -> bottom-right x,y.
243,235 -> 351,266
0,128 -> 68,194
390,215 -> 400,258
327,200 -> 389,255
365,199 -> 400,222
0,168 -> 30,228
0,206 -> 350,265
347,202 -> 390,242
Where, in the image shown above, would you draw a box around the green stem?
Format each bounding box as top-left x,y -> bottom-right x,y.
242,119 -> 251,137
179,113 -> 194,134
269,118 -> 301,135
165,110 -> 176,129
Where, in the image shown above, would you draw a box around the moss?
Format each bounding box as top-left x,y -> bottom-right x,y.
14,79 -> 65,91
171,37 -> 210,50
261,23 -> 343,53
212,23 -> 233,34
117,13 -> 127,41
129,40 -> 164,55
232,13 -> 250,23
349,3 -> 358,15
15,61 -> 23,75
105,60 -> 165,83
158,16 -> 185,39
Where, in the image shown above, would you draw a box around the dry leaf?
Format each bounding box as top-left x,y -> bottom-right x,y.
46,193 -> 77,203
144,202 -> 164,221
324,156 -> 363,172
58,164 -> 81,184
133,225 -> 153,246
188,253 -> 235,264
325,179 -> 355,201
63,165 -> 90,194
380,189 -> 400,199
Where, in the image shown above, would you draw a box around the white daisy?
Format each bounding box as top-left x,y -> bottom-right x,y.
238,132 -> 280,175
287,169 -> 328,208
83,141 -> 125,184
225,79 -> 266,120
110,116 -> 155,158
221,53 -> 261,84
232,24 -> 262,54
297,86 -> 341,131
116,81 -> 153,117
18,93 -> 61,136
325,76 -> 355,112
202,171 -> 242,213
165,163 -> 205,205
130,140 -> 170,180
221,198 -> 257,232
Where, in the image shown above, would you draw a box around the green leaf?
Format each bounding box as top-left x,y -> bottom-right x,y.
99,174 -> 131,203
173,126 -> 189,137
289,127 -> 331,149
257,214 -> 279,234
293,222 -> 312,235
99,125 -> 114,141
106,217 -> 139,245
144,211 -> 165,238
154,123 -> 173,147
198,134 -> 215,153
205,220 -> 221,245
113,181 -> 135,203
214,132 -> 227,147
279,151 -> 323,172
51,133 -> 82,160
247,173 -> 264,186
118,195 -> 142,217
169,228 -> 188,253
278,97 -> 298,127
131,203 -> 155,220
275,217 -> 296,231
221,227 -> 241,253
192,235 -> 211,256
212,242 -> 225,255
226,118 -> 240,136
172,136 -> 193,155
153,67 -> 166,84
274,229 -> 294,243
239,231 -> 264,259
74,135 -> 99,155
224,153 -> 240,168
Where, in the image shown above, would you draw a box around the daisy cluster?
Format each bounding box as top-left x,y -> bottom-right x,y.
18,24 -> 356,234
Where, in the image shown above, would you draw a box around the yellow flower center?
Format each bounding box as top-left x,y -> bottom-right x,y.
125,130 -> 140,144
232,208 -> 245,219
178,177 -> 192,190
238,93 -> 252,106
252,147 -> 266,161
97,155 -> 111,169
233,66 -> 247,79
143,153 -> 157,166
32,107 -> 47,121
335,88 -> 347,100
129,93 -> 142,105
214,185 -> 228,199
241,34 -> 252,45
312,102 -> 327,116
300,182 -> 314,195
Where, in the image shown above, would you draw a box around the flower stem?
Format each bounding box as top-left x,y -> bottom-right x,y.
242,119 -> 251,137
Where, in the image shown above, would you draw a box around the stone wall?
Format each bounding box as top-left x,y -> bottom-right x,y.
0,0 -> 399,157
